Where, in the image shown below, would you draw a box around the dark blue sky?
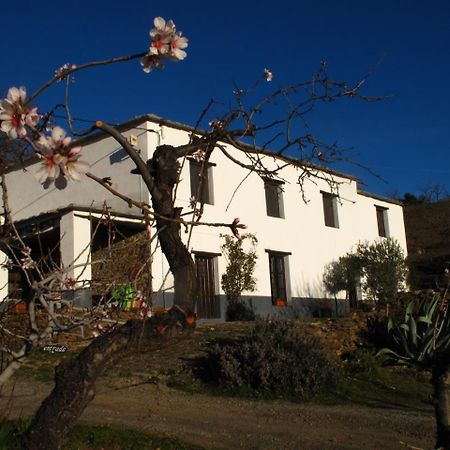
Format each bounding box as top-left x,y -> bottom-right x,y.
1,0 -> 449,197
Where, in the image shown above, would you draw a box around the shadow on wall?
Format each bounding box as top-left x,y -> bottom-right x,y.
237,295 -> 350,320
150,293 -> 350,321
292,273 -> 331,300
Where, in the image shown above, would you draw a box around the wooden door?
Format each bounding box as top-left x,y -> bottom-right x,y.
195,254 -> 220,319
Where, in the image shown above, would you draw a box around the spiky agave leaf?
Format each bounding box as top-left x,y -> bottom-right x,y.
379,292 -> 450,368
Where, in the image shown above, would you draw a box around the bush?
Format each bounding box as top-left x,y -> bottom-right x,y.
225,299 -> 256,322
201,320 -> 338,399
324,238 -> 407,307
355,239 -> 407,305
220,233 -> 258,301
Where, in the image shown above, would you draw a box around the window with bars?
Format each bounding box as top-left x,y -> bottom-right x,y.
264,179 -> 284,218
376,206 -> 389,237
190,160 -> 214,205
322,192 -> 339,228
268,252 -> 288,305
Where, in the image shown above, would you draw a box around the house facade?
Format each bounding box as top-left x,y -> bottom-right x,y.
1,115 -> 407,319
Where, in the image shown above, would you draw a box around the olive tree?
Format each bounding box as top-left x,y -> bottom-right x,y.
324,238 -> 407,309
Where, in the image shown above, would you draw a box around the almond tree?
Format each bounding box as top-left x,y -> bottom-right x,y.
0,16 -> 379,448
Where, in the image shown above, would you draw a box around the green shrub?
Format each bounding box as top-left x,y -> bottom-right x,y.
355,239 -> 407,305
225,299 -> 256,322
324,239 -> 407,307
201,320 -> 338,399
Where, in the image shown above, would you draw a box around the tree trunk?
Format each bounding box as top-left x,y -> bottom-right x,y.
148,144 -> 197,311
23,144 -> 198,448
432,359 -> 450,450
23,312 -> 192,449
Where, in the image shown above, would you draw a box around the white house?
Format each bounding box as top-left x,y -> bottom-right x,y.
2,115 -> 407,319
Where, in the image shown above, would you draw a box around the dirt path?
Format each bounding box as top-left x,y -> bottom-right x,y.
0,380 -> 435,450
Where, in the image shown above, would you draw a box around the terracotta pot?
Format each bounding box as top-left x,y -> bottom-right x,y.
15,301 -> 27,314
185,315 -> 196,326
274,298 -> 287,307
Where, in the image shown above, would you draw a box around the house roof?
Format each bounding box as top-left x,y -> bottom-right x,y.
7,114 -> 402,206
12,205 -> 145,238
356,190 -> 403,206
75,114 -> 362,182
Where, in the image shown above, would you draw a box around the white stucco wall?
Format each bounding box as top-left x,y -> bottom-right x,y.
144,121 -> 407,304
2,117 -> 407,311
0,250 -> 8,300
59,211 -> 92,284
5,124 -> 152,222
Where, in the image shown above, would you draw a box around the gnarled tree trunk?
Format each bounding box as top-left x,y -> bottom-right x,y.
23,143 -> 198,449
432,359 -> 450,450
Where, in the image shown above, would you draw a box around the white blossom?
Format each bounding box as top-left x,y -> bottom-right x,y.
35,126 -> 88,185
263,68 -> 273,82
142,17 -> 188,73
0,86 -> 39,139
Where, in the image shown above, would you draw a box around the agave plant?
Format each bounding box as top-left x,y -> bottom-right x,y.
379,293 -> 450,366
379,291 -> 450,449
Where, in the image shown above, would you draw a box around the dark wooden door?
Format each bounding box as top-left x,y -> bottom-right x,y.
195,254 -> 220,319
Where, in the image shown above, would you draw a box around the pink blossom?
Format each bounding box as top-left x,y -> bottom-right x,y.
189,196 -> 197,209
20,247 -> 35,269
208,119 -> 225,129
192,149 -> 205,162
0,86 -> 39,139
25,107 -> 39,127
149,17 -> 173,56
35,151 -> 64,183
230,217 -> 248,239
140,54 -> 164,73
64,277 -> 77,289
150,17 -> 176,39
35,126 -> 88,184
54,63 -> 77,81
142,17 -> 188,73
263,68 -> 273,82
169,33 -> 188,61
62,146 -> 89,182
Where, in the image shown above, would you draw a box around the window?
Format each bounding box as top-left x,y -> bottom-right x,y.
322,192 -> 339,228
264,179 -> 284,218
268,252 -> 288,305
190,160 -> 214,205
376,206 -> 389,237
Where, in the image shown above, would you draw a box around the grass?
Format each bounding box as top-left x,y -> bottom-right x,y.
63,424 -> 207,450
0,422 -> 208,450
315,366 -> 432,411
12,348 -> 75,383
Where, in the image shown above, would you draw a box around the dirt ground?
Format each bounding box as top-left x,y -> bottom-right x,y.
0,316 -> 437,449
0,378 -> 435,450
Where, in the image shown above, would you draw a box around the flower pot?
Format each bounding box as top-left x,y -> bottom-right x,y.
15,301 -> 27,314
274,298 -> 287,307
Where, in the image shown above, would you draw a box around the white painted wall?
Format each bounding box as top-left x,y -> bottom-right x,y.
60,212 -> 92,285
144,121 -> 407,303
3,117 -> 407,309
5,125 -> 151,222
0,251 -> 9,301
